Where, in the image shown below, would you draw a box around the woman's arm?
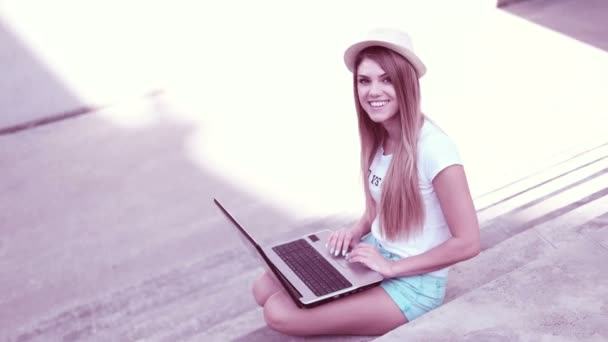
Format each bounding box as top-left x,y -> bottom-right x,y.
387,164 -> 480,278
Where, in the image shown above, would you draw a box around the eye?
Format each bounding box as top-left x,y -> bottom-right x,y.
357,78 -> 370,85
382,77 -> 392,84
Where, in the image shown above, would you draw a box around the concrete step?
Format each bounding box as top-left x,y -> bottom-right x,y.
377,216 -> 608,341
445,146 -> 608,301
194,308 -> 375,342
198,305 -> 374,342
6,248 -> 258,341
475,142 -> 608,223
447,191 -> 608,303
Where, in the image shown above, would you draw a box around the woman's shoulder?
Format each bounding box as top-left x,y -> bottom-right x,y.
419,119 -> 455,148
418,118 -> 462,181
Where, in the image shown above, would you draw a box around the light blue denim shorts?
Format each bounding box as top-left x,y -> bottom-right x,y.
361,234 -> 447,321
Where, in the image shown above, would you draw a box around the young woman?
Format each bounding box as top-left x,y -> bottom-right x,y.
251,28 -> 480,336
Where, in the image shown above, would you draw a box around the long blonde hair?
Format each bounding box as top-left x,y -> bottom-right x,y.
354,47 -> 424,241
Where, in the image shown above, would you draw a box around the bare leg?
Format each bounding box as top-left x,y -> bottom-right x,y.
263,285 -> 408,336
252,271 -> 283,306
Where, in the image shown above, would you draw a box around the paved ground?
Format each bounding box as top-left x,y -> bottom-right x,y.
1,0 -> 607,341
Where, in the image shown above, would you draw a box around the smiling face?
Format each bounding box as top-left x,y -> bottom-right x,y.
356,58 -> 399,124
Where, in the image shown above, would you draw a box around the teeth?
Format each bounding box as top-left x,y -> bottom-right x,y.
370,101 -> 388,107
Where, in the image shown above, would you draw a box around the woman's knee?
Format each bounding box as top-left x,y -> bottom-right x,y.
263,292 -> 294,333
252,273 -> 266,306
252,271 -> 278,306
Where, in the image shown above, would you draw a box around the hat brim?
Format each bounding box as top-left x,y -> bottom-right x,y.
344,40 -> 426,78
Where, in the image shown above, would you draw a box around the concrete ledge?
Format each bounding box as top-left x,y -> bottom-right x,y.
378,237 -> 608,341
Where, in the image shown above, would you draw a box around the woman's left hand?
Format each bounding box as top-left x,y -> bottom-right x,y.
346,243 -> 394,278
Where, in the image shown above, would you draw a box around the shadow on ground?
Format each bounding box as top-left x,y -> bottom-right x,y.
0,17 -> 348,341
0,21 -> 88,132
501,0 -> 608,52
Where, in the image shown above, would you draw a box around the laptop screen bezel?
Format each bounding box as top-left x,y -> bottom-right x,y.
213,198 -> 304,307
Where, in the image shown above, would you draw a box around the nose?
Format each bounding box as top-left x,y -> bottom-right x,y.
368,81 -> 382,97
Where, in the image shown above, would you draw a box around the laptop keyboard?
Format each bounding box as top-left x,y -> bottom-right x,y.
273,239 -> 352,296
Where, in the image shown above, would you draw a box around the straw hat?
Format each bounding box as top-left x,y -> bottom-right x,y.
344,28 -> 426,78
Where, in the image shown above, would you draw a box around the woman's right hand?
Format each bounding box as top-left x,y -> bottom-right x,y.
326,226 -> 363,257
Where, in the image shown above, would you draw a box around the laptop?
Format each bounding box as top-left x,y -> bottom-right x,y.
213,198 -> 383,308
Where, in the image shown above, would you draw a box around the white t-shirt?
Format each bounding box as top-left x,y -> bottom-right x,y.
368,119 -> 462,278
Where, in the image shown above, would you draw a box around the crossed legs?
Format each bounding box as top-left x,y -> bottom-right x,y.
252,271 -> 408,336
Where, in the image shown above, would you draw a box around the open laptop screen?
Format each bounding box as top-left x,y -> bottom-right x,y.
213,198 -> 304,306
